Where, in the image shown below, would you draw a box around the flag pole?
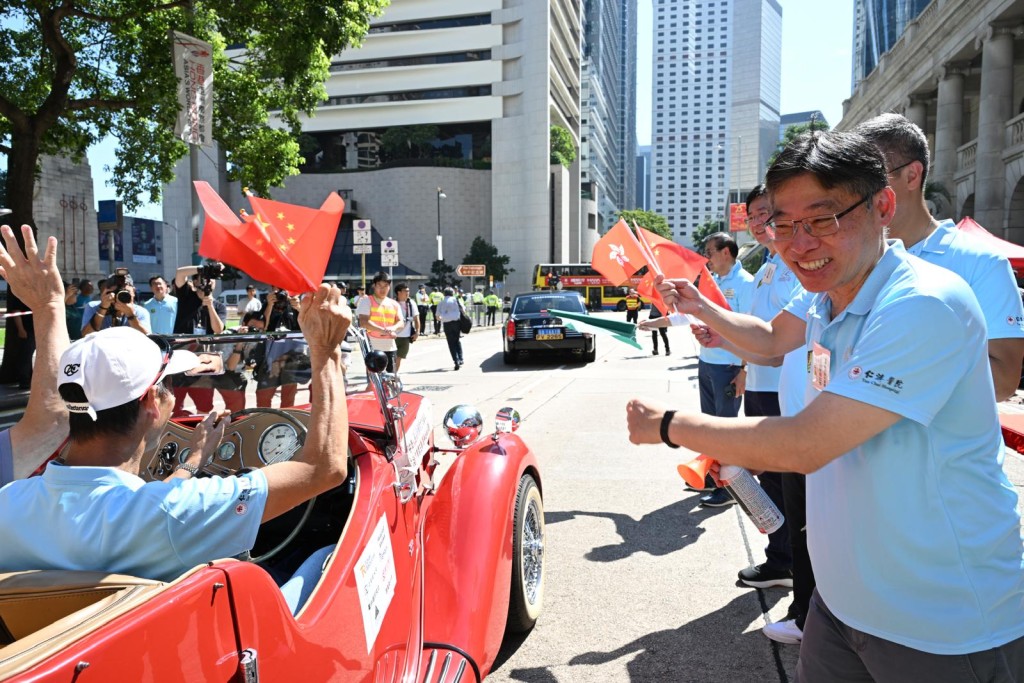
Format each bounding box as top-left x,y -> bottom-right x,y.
631,221 -> 700,326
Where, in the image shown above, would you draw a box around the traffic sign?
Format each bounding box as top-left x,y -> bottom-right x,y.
353,230 -> 371,245
381,239 -> 398,253
381,253 -> 399,267
456,264 -> 486,277
354,219 -> 371,231
353,244 -> 372,254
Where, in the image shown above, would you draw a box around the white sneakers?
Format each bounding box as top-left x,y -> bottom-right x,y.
763,618 -> 803,644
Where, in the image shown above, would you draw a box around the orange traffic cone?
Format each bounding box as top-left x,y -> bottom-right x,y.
677,454 -> 715,490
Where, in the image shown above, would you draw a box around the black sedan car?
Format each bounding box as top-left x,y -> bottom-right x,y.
503,291 -> 596,364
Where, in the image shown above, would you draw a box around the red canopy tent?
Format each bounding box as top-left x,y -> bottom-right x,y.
956,216 -> 1024,274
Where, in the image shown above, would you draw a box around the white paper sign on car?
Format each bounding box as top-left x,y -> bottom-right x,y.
354,515 -> 397,652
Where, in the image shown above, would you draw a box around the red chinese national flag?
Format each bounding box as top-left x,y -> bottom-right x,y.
247,193 -> 344,290
696,265 -> 730,310
195,182 -> 344,293
591,219 -> 648,285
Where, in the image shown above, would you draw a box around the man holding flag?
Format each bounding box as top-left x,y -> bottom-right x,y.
626,130 -> 1024,681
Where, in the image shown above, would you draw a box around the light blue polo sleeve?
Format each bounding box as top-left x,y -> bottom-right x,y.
133,305 -> 151,330
782,289 -> 814,322
972,254 -> 1024,340
824,296 -> 976,426
161,470 -> 269,568
0,429 -> 12,488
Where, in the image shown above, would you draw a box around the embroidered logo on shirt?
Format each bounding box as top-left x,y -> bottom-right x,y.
848,366 -> 863,380
235,503 -> 248,515
237,478 -> 252,502
859,369 -> 904,394
1007,315 -> 1024,326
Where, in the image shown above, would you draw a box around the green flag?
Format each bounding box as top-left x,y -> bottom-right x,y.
548,309 -> 642,350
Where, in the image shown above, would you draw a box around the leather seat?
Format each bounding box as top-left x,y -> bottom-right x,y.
0,570 -> 160,646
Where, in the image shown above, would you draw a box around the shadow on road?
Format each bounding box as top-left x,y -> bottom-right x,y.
479,352 -> 591,373
544,496 -> 733,562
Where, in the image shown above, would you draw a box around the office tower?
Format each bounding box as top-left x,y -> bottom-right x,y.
636,145 -> 652,210
581,0 -> 639,231
649,0 -> 782,243
852,0 -> 931,86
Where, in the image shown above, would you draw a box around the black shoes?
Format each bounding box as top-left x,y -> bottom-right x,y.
699,488 -> 737,508
653,349 -> 659,355
738,563 -> 794,589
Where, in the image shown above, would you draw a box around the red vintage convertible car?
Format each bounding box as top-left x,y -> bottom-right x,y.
0,329 -> 545,682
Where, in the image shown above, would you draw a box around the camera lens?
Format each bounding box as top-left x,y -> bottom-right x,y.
116,290 -> 132,304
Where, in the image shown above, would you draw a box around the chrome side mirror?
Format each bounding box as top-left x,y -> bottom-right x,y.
495,406 -> 521,433
443,404 -> 483,448
383,374 -> 403,401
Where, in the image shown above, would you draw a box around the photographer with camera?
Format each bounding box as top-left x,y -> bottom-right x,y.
258,290 -> 304,408
170,264 -> 227,416
81,270 -> 151,336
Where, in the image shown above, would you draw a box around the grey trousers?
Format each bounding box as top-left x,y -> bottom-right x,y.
798,589 -> 1024,683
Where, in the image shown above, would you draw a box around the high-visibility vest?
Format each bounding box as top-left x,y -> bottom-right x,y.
367,296 -> 399,338
472,291 -> 484,304
625,295 -> 641,311
485,294 -> 500,307
430,291 -> 443,305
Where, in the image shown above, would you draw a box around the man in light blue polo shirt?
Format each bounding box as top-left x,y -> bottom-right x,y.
143,275 -> 178,335
0,286 -> 351,613
856,113 -> 1024,400
0,225 -> 71,488
695,231 -> 753,507
628,130 -> 1024,680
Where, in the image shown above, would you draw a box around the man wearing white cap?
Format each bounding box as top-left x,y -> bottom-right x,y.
0,285 -> 350,586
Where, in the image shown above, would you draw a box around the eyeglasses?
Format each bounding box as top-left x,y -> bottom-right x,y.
746,212 -> 771,234
140,335 -> 174,399
767,195 -> 872,241
886,160 -> 915,176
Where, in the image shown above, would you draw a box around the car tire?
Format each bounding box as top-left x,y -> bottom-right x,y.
503,348 -> 516,364
507,473 -> 544,633
616,300 -> 627,312
584,344 -> 596,363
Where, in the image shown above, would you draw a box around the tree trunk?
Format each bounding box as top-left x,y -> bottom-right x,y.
0,129 -> 43,384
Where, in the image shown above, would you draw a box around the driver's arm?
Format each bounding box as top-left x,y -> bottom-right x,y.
259,285 -> 351,522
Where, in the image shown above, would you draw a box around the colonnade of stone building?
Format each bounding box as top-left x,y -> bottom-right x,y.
840,0 -> 1024,245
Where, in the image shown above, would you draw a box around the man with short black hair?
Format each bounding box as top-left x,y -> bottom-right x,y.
357,271 -> 404,373
144,276 -> 177,335
855,113 -> 1024,399
629,130 -> 1024,681
242,284 -> 262,314
82,270 -> 151,335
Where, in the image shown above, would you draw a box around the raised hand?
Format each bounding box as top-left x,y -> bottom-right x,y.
298,284 -> 352,352
0,225 -> 64,310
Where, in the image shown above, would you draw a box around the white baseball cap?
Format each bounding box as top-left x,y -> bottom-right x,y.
59,327 -> 200,419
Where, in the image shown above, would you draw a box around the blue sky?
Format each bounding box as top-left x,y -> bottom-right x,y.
84,0 -> 854,218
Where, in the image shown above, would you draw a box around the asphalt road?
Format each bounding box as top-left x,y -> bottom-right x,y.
396,316 -> 801,683
395,313 -> 1024,683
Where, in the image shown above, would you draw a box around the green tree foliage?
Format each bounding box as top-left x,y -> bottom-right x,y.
0,0 -> 389,227
427,260 -> 458,289
690,216 -> 725,255
618,209 -> 671,239
550,125 -> 576,168
380,125 -> 441,161
768,119 -> 833,167
462,236 -> 513,282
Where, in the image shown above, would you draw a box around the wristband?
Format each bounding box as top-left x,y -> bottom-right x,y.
660,410 -> 679,449
174,463 -> 198,476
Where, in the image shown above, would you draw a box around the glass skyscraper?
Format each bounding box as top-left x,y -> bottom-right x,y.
852,0 -> 931,85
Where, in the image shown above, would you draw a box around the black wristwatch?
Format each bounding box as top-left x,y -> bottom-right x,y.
660,410 -> 679,449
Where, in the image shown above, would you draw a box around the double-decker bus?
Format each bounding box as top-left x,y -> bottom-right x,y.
532,264 -> 648,311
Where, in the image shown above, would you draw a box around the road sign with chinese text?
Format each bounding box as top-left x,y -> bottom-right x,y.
456,264 -> 486,277
353,244 -> 372,254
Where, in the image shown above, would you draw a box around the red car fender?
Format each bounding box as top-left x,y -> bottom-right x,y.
420,433 -> 540,674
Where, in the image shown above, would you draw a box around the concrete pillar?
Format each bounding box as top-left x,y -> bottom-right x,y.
906,99 -> 928,130
933,64 -> 966,211
975,27 -> 1015,231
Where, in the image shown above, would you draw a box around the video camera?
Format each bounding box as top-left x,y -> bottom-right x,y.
195,262 -> 224,296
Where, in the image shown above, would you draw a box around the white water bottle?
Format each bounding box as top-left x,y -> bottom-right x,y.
717,465 -> 784,534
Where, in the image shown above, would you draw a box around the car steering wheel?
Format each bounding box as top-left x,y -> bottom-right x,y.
226,407 -> 315,565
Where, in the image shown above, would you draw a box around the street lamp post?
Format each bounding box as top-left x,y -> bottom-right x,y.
436,187 -> 447,262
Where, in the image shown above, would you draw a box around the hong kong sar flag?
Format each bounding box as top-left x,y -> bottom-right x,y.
591,219 -> 648,285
